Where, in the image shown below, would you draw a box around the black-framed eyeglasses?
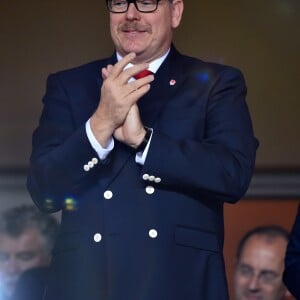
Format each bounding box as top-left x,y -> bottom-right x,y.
106,0 -> 162,13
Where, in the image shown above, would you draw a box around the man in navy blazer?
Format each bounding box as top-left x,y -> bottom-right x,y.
284,204 -> 300,299
27,0 -> 258,299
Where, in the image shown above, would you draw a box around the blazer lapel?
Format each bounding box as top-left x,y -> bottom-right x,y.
138,46 -> 185,128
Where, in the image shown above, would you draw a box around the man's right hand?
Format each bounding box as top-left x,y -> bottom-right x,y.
90,52 -> 154,148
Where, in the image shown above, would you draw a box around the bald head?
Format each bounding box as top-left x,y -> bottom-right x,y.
234,226 -> 290,300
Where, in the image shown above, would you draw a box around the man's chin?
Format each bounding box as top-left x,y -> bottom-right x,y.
117,39 -> 149,54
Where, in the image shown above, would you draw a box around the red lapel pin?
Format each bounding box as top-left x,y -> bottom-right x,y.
169,79 -> 176,86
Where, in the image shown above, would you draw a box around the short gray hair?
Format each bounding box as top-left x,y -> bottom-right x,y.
0,205 -> 59,254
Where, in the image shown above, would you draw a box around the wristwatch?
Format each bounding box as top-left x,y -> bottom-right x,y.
136,127 -> 152,153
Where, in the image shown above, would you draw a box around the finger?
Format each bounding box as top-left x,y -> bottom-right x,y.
123,84 -> 151,102
120,64 -> 151,82
102,67 -> 109,80
127,73 -> 155,94
107,64 -> 113,74
131,84 -> 152,102
111,55 -> 151,83
102,64 -> 114,80
110,53 -> 137,78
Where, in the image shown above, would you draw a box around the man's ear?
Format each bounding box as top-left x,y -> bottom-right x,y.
171,0 -> 184,29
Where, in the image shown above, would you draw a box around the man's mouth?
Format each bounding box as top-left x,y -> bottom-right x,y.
244,293 -> 261,300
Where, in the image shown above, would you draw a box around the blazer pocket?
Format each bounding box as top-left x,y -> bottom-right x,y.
52,231 -> 80,255
175,225 -> 220,253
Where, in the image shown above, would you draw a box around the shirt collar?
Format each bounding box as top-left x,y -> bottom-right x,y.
116,49 -> 170,74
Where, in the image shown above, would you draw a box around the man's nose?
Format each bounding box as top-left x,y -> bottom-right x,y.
126,3 -> 141,20
248,275 -> 261,291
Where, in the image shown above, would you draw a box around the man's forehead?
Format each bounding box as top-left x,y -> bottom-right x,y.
239,235 -> 287,270
0,228 -> 44,251
243,234 -> 287,254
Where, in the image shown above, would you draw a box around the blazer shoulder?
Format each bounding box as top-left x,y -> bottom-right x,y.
48,56 -> 115,83
183,55 -> 243,77
170,46 -> 243,77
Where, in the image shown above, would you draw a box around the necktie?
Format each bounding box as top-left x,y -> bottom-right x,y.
134,69 -> 154,79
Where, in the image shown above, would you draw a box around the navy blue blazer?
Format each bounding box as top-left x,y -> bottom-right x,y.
27,46 -> 258,300
284,203 -> 300,299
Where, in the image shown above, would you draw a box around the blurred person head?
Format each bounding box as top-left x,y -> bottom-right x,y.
0,205 -> 59,299
234,225 -> 291,300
